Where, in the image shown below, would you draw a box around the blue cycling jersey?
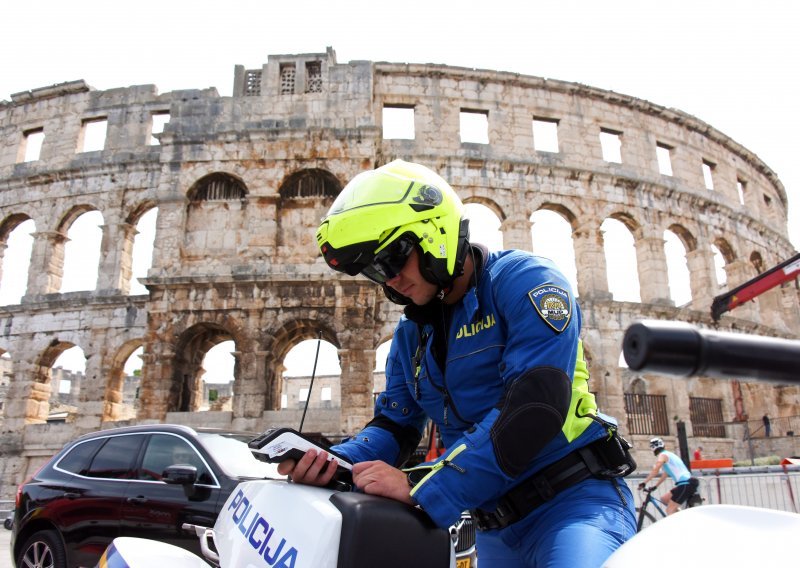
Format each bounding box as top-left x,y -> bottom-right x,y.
661,450 -> 692,484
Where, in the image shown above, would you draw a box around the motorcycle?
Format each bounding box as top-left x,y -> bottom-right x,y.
97,320 -> 800,568
97,432 -> 459,568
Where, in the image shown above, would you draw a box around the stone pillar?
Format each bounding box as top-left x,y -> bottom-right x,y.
73,351 -> 104,430
338,347 -> 376,435
97,222 -> 136,294
500,214 -> 532,251
24,231 -> 67,297
230,350 -> 269,419
2,361 -> 51,429
634,228 -> 671,305
686,247 -> 717,310
136,350 -> 169,420
573,223 -> 611,300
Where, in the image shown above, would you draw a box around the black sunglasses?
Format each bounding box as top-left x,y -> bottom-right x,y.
361,236 -> 417,284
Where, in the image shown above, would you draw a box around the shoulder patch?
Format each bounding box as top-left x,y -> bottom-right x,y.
527,284 -> 572,333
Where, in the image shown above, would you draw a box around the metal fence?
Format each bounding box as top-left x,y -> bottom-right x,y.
625,464 -> 800,514
624,394 -> 669,435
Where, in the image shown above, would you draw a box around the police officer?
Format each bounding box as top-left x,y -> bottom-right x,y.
279,160 -> 636,566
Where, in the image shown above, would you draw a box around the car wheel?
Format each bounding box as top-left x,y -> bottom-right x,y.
3,517 -> 12,530
16,529 -> 67,568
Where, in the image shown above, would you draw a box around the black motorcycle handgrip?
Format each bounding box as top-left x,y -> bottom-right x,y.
622,320 -> 800,384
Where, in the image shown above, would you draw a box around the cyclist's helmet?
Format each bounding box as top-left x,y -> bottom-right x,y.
649,437 -> 665,453
316,160 -> 470,304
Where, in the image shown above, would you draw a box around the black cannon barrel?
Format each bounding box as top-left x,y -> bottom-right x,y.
622,320 -> 800,385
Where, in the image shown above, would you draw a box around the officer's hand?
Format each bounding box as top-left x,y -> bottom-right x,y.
353,460 -> 414,505
277,449 -> 338,487
637,482 -> 646,490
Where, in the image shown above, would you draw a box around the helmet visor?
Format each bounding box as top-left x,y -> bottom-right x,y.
360,235 -> 416,284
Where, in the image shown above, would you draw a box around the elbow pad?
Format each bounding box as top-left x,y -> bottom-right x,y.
490,366 -> 571,477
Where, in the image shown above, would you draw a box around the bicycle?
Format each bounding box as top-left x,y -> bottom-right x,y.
636,485 -> 703,531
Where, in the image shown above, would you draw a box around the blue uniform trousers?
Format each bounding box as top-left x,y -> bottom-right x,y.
475,478 -> 635,567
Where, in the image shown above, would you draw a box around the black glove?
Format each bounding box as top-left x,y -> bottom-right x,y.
637,482 -> 646,490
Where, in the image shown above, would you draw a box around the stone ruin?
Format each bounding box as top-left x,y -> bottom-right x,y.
0,47 -> 797,497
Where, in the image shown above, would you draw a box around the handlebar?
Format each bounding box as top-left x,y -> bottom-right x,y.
622,320 -> 800,384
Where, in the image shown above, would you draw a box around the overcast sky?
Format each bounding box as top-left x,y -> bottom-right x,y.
3,1 -> 798,377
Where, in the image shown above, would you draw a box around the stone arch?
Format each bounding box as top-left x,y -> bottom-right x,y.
710,236 -> 736,289
629,377 -> 648,395
55,204 -> 101,234
530,203 -> 580,294
56,206 -> 104,293
664,223 -> 695,305
102,338 -> 145,421
169,322 -> 241,413
265,318 -> 341,413
23,340 -> 81,422
534,202 -> 580,230
666,223 -> 697,253
267,318 -> 341,369
0,214 -> 36,303
602,212 -> 642,302
463,198 -> 504,251
607,211 -> 641,235
712,237 -> 736,264
462,196 -> 506,223
126,200 -> 159,227
0,213 -> 33,242
276,168 -> 343,263
278,168 -> 342,199
187,172 -> 248,202
184,174 -> 250,259
124,202 -> 159,295
749,250 -> 765,274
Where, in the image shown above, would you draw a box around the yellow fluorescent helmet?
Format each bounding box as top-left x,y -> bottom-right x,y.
316,160 -> 470,294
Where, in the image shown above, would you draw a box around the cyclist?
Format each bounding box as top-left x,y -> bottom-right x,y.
638,437 -> 699,515
281,160 -> 637,567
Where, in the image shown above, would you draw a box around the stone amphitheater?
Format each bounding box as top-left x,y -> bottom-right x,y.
0,47 -> 797,498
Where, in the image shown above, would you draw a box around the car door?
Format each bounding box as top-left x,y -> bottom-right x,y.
49,433 -> 144,568
120,433 -> 221,554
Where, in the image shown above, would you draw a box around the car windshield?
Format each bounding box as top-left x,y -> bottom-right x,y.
196,432 -> 284,480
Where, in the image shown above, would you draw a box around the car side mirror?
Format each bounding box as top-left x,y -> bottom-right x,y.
162,464 -> 198,486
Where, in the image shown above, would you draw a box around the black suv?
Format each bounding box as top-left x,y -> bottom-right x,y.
11,424 -> 282,568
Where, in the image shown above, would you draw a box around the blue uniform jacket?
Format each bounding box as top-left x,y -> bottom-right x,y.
333,249 -> 611,528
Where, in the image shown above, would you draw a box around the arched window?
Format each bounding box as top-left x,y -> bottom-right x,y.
188,173 -> 247,202
664,229 -> 691,306
61,211 -> 103,293
602,217 -> 640,302
464,203 -> 503,251
279,169 -> 340,199
530,209 -> 579,296
0,218 -> 35,305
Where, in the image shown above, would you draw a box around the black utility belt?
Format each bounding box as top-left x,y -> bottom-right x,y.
470,433 -> 636,532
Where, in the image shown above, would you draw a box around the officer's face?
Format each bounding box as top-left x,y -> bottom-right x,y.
385,248 -> 439,305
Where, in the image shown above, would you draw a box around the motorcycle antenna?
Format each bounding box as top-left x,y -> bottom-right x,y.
298,330 -> 322,433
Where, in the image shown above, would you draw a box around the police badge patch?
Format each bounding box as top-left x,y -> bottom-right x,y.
527,284 -> 572,333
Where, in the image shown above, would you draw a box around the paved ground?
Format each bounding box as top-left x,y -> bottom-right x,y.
0,528 -> 12,568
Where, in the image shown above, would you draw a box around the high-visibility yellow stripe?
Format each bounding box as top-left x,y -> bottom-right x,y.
562,340 -> 597,442
409,443 -> 468,497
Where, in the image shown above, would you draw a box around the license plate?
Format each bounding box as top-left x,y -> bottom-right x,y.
456,558 -> 471,568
